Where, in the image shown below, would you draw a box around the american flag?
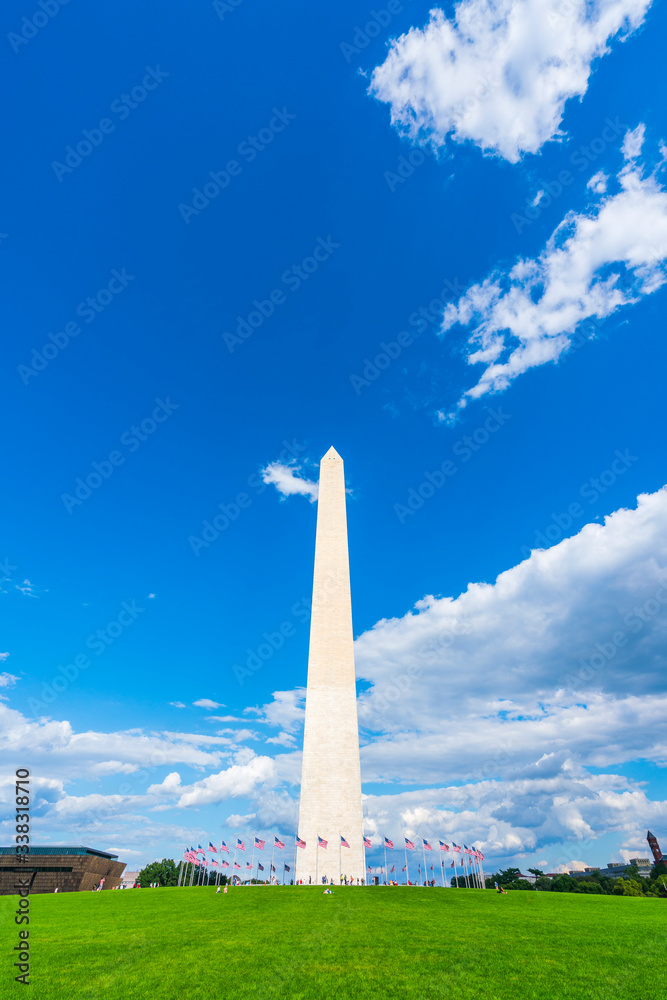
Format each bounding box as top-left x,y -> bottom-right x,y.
367,865 -> 371,871
363,837 -> 371,848
284,864 -> 290,871
296,837 -> 306,849
450,861 -> 455,868
245,862 -> 252,870
384,837 -> 394,849
318,836 -> 328,849
423,839 -> 433,851
270,865 -> 276,872
275,836 -> 285,849
390,866 -> 395,873
439,841 -> 449,852
220,840 -> 229,853
258,863 -> 264,871
452,843 -> 461,853
234,862 -> 241,870
340,836 -> 350,848
208,841 -> 217,853
221,861 -> 229,868
197,844 -> 205,854
405,838 -> 415,850
464,845 -> 473,855
211,859 -> 218,865
460,858 -> 464,866
237,839 -> 246,851
402,866 -> 406,872
254,837 -> 265,850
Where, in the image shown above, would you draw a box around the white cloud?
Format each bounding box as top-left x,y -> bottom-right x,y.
0,671 -> 18,687
192,699 -> 224,710
250,689 -> 306,733
440,134 -> 667,417
370,0 -> 652,162
266,731 -> 298,748
170,701 -> 186,708
587,170 -> 608,193
174,755 -> 276,808
92,761 -> 140,776
261,461 -> 318,502
0,653 -> 10,662
622,122 -> 646,160
355,488 -> 667,732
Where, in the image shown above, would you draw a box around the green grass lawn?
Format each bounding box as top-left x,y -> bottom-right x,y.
2,886 -> 665,999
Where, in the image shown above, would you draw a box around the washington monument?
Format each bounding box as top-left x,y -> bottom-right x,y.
297,447 -> 365,882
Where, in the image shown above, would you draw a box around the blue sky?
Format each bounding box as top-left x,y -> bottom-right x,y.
2,0 -> 667,876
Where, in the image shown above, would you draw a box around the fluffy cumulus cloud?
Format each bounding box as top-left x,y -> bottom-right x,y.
370,0 -> 652,161
261,461 -> 319,501
440,129 -> 667,417
356,487 -> 667,724
168,755 -> 276,808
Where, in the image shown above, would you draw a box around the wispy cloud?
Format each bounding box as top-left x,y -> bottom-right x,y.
370,0 -> 652,162
439,128 -> 667,419
261,460 -> 318,502
193,699 -> 225,710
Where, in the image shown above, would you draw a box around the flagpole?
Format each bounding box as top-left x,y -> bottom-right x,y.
339,834 -> 342,887
293,834 -> 297,885
421,840 -> 427,887
270,840 -> 275,886
251,839 -> 255,884
384,842 -> 388,885
315,839 -> 319,886
440,856 -> 445,888
404,842 -> 409,885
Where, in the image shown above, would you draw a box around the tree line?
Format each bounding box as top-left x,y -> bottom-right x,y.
489,862 -> 667,897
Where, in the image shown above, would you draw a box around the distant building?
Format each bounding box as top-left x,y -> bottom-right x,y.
120,871 -> 140,888
569,860 -> 652,880
0,846 -> 126,895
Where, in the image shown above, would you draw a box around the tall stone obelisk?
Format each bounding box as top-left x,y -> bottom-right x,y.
297,447 -> 365,883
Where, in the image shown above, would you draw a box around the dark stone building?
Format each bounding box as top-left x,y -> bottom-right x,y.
0,846 -> 126,895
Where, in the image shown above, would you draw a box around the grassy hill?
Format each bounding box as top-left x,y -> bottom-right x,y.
2,885 -> 665,999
